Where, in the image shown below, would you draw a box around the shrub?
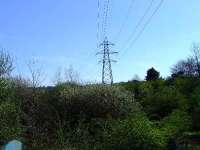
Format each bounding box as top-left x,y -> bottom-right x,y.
172,77 -> 200,98
161,110 -> 191,138
22,84 -> 136,149
160,110 -> 192,149
21,91 -> 59,150
58,119 -> 107,150
104,114 -> 167,150
191,105 -> 200,131
0,78 -> 23,146
139,85 -> 187,120
51,85 -> 134,122
0,78 -> 14,102
0,101 -> 23,146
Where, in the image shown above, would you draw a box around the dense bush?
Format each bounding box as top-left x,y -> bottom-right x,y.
0,101 -> 23,145
139,84 -> 187,119
0,78 -> 14,101
0,78 -> 23,146
189,87 -> 200,130
49,84 -> 134,121
170,77 -> 200,98
104,113 -> 167,150
118,81 -> 141,99
161,110 -> 191,138
20,84 -> 136,149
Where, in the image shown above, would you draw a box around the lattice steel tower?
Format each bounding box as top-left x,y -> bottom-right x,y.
97,37 -> 118,85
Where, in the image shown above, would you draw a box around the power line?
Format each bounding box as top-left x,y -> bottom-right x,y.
83,0 -> 103,78
102,0 -> 107,37
121,0 -> 164,57
114,0 -> 136,43
98,0 -> 136,84
77,47 -> 98,73
102,0 -> 110,38
98,0 -> 118,84
79,0 -> 109,83
96,0 -> 101,47
124,0 -> 155,46
78,0 -> 113,83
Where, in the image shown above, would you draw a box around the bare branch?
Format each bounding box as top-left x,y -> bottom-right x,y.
64,65 -> 80,84
0,49 -> 14,77
27,59 -> 45,88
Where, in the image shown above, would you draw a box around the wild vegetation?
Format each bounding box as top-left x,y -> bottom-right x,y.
0,44 -> 200,150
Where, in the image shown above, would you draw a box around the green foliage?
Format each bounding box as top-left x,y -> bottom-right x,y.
191,105 -> 200,131
171,77 -> 200,97
21,92 -> 59,149
191,87 -> 200,105
104,114 -> 167,150
1,73 -> 200,149
0,78 -> 14,101
58,119 -> 107,150
139,83 -> 187,119
117,81 -> 141,99
0,78 -> 23,146
161,110 -> 192,138
51,85 -> 134,121
0,101 -> 23,145
21,84 -> 136,149
191,87 -> 200,130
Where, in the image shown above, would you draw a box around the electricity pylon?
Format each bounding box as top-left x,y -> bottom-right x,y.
97,37 -> 118,85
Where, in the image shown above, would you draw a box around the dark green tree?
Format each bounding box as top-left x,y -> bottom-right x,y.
146,67 -> 160,81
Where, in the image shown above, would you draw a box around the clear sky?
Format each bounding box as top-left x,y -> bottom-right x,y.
0,0 -> 200,85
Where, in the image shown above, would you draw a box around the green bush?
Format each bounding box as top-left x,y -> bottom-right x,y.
50,85 -> 134,121
57,119 -> 107,150
22,84 -> 136,149
0,78 -> 14,102
53,85 -> 136,149
104,114 -> 167,150
191,106 -> 200,131
0,101 -> 23,145
161,110 -> 191,138
160,110 -> 192,149
0,78 -> 22,145
172,77 -> 200,98
139,84 -> 187,119
189,87 -> 200,130
21,92 -> 59,150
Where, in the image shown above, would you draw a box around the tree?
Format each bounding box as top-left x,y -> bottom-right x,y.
53,66 -> 80,85
171,58 -> 196,77
171,43 -> 200,77
27,60 -> 45,88
146,67 -> 160,81
192,43 -> 200,76
53,67 -> 63,85
64,65 -> 80,83
0,50 -> 14,77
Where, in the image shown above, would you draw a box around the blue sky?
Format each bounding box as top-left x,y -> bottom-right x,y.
0,0 -> 200,85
